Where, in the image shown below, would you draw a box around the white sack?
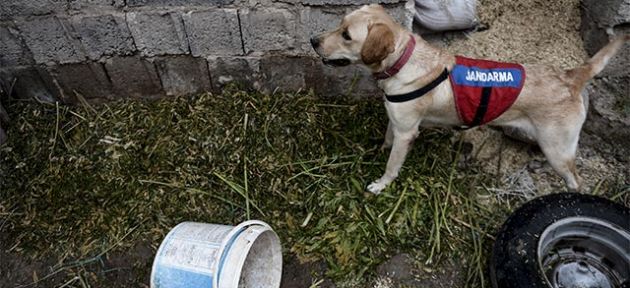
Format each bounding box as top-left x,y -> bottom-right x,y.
415,0 -> 478,31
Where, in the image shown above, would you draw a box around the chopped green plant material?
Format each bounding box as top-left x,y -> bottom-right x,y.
0,87 -> 626,287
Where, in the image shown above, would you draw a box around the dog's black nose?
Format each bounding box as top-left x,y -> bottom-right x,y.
310,36 -> 320,49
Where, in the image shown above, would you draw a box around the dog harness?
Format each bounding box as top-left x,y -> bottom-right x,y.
450,56 -> 525,127
384,69 -> 449,103
379,53 -> 526,128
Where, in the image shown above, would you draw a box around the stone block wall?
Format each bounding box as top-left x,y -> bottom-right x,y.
0,0 -> 414,103
580,0 -> 630,158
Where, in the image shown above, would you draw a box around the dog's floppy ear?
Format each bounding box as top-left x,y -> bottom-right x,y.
361,22 -> 395,65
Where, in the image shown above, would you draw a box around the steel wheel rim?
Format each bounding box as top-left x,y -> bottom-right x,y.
537,216 -> 630,288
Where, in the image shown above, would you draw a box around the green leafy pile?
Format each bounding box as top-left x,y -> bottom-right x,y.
1,88 -> 506,286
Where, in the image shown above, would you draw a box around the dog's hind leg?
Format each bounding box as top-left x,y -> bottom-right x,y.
536,123 -> 584,192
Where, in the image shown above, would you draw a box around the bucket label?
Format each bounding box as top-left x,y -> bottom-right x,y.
153,266 -> 213,288
159,238 -> 220,272
156,223 -> 233,274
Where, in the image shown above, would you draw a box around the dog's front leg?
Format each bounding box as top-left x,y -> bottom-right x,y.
368,128 -> 418,194
380,120 -> 394,151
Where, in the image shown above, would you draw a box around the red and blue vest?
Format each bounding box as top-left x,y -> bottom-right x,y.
449,56 -> 526,127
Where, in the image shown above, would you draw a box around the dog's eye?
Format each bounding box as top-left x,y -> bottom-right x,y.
341,30 -> 352,41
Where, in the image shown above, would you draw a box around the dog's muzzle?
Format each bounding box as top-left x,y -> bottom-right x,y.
310,35 -> 351,67
322,58 -> 351,67
310,36 -> 320,49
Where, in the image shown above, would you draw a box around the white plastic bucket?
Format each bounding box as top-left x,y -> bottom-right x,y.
150,220 -> 282,288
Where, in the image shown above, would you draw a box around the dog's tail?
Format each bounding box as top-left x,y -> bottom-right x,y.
567,35 -> 629,86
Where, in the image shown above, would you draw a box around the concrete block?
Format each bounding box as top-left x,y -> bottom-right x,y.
240,8 -> 298,53
69,0 -> 125,10
388,1 -> 415,29
0,0 -> 67,19
49,63 -> 114,102
105,56 -> 164,99
127,0 -> 233,7
298,7 -> 350,55
154,56 -> 212,96
0,66 -> 59,102
182,9 -> 243,56
0,25 -> 35,67
300,7 -> 348,36
298,0 -> 401,5
72,15 -> 135,60
260,56 -> 317,93
127,11 -> 190,57
17,17 -> 87,65
310,61 -> 380,98
580,17 -> 610,57
583,80 -> 630,159
298,3 -> 414,54
207,56 -> 261,92
581,0 -> 630,27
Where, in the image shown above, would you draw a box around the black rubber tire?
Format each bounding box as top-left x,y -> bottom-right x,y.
490,193 -> 630,288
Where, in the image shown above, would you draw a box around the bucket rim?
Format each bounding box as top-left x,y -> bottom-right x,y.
214,220 -> 273,288
218,225 -> 282,288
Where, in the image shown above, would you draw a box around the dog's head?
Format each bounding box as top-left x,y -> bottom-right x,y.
310,4 -> 400,68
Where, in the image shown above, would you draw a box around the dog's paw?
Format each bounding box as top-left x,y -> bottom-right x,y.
367,181 -> 386,194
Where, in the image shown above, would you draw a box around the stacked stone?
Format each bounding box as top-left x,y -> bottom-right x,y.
580,0 -> 630,158
0,0 -> 413,104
